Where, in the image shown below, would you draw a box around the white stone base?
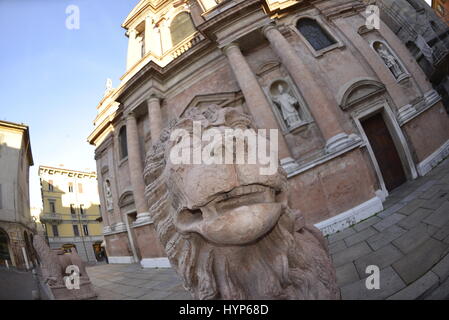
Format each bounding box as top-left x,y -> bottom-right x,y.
417,139 -> 449,176
314,196 -> 383,236
108,256 -> 135,264
140,257 -> 171,269
133,212 -> 153,227
280,157 -> 300,174
113,222 -> 127,233
397,104 -> 416,124
325,133 -> 361,154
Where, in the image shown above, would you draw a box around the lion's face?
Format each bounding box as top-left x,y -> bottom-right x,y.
145,105 -> 339,300
165,108 -> 288,246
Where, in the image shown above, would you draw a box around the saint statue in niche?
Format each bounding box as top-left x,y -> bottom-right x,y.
104,179 -> 113,211
271,82 -> 302,128
374,42 -> 405,79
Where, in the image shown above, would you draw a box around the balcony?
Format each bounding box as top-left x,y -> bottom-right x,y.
170,33 -> 204,59
69,214 -> 89,222
121,31 -> 206,84
40,213 -> 63,224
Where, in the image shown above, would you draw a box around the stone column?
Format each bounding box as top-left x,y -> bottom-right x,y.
147,96 -> 163,143
263,25 -> 357,153
188,0 -> 205,26
126,113 -> 151,225
126,29 -> 140,70
144,15 -> 153,55
160,19 -> 173,54
223,43 -> 295,168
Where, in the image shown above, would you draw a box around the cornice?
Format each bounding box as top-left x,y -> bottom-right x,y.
198,0 -> 262,34
313,0 -> 365,20
38,166 -> 97,178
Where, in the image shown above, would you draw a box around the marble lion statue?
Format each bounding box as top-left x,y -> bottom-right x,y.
33,234 -> 89,286
33,234 -> 96,300
144,104 -> 339,300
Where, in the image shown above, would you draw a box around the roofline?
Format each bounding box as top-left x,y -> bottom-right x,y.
0,119 -> 29,131
38,165 -> 97,177
0,120 -> 34,166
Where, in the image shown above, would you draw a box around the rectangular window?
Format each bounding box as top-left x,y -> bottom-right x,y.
48,180 -> 54,192
73,225 -> 80,237
70,204 -> 76,215
52,225 -> 59,237
78,183 -> 83,193
49,200 -> 56,213
83,225 -> 89,236
80,204 -> 84,215
68,182 -> 73,193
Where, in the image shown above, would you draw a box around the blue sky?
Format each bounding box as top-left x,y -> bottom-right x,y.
0,0 -> 138,208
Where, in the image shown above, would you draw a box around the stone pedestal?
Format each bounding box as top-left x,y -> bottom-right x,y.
133,224 -> 168,268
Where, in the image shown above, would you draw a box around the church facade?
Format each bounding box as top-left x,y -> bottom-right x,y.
88,0 -> 449,267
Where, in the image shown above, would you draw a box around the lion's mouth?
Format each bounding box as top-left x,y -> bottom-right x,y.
213,185 -> 276,214
175,184 -> 283,245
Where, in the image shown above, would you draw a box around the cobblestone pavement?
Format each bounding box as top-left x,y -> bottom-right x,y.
330,157 -> 449,300
86,263 -> 191,300
0,267 -> 38,300
87,158 -> 449,300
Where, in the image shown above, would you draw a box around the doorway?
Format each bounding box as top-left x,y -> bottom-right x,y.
361,113 -> 407,191
0,229 -> 11,265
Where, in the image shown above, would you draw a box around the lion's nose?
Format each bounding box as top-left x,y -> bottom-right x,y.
174,207 -> 203,234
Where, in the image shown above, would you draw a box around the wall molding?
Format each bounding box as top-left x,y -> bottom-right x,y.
140,257 -> 171,269
108,256 -> 135,264
398,89 -> 442,126
314,196 -> 384,236
287,139 -> 362,179
417,138 -> 449,176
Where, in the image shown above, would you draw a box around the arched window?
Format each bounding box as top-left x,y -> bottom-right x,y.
170,12 -> 196,47
296,18 -> 336,51
119,126 -> 128,159
0,229 -> 11,263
